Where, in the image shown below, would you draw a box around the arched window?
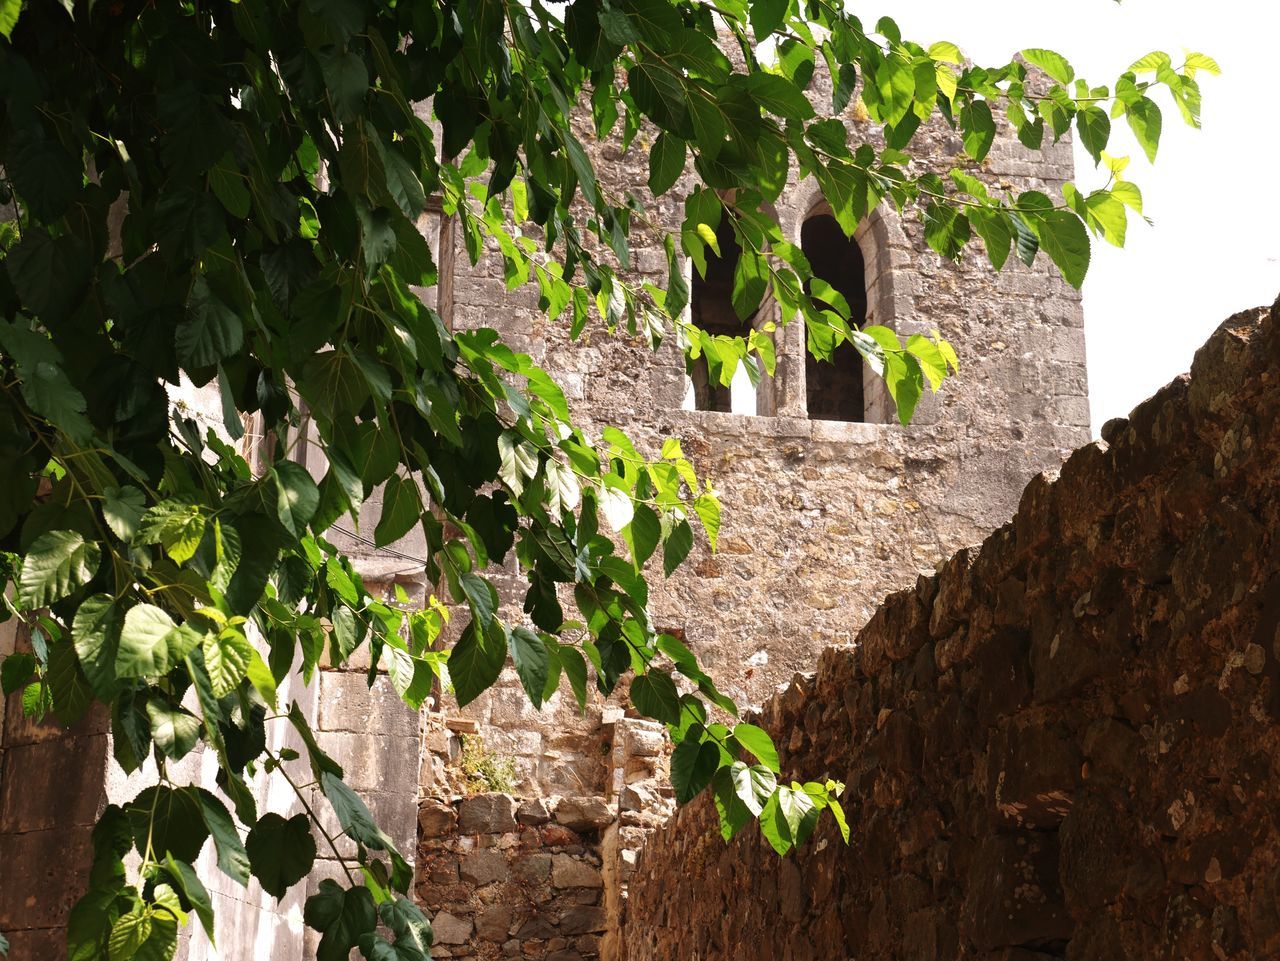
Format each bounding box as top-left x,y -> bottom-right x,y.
684,205 -> 780,415
801,213 -> 868,422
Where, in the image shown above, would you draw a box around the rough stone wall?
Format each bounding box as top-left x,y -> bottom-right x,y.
439,80 -> 1090,803
0,620 -> 110,958
416,791 -> 615,960
625,300 -> 1280,961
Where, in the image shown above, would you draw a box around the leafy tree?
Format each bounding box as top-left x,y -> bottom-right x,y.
0,0 -> 1212,957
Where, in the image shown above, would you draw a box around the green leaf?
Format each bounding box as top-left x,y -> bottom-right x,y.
0,0 -> 21,38
730,760 -> 777,816
135,501 -> 205,565
1126,96 -> 1162,162
164,856 -> 216,945
197,788 -> 251,885
1,652 -> 35,696
17,530 -> 100,608
509,626 -> 550,708
304,879 -> 378,961
1076,106 -> 1111,165
273,462 -> 320,537
127,786 -> 209,864
203,630 -> 253,697
116,604 -> 201,678
625,503 -> 661,568
1021,48 -> 1074,85
559,646 -> 589,711
320,771 -> 411,889
758,788 -> 792,855
178,278 -> 243,369
322,52 -> 370,123
448,621 -> 506,707
693,494 -> 720,550
246,813 -> 317,899
749,0 -> 787,40
648,132 -> 686,196
374,474 -> 422,547
670,737 -> 719,803
711,765 -> 751,841
631,669 -> 681,725
0,318 -> 93,442
968,207 -> 1012,271
959,100 -> 996,161
829,797 -> 851,843
1031,209 -> 1091,288
732,722 -> 780,772
743,73 -> 814,120
380,897 -> 433,958
103,486 -> 146,541
662,518 -> 694,577
147,699 -> 202,760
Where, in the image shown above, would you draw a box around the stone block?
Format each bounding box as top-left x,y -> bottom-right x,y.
475,904 -> 514,942
517,797 -> 551,825
458,793 -> 518,834
0,734 -> 107,833
512,853 -> 552,882
419,798 -> 458,838
460,849 -> 508,886
314,730 -> 419,794
551,854 -> 603,889
432,911 -> 473,945
553,796 -> 613,831
316,672 -> 418,738
558,905 -> 606,935
0,826 -> 93,929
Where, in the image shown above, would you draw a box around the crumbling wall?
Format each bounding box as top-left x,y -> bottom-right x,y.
626,300 -> 1280,961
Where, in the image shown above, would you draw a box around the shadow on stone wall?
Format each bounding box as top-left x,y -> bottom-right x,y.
625,297 -> 1280,961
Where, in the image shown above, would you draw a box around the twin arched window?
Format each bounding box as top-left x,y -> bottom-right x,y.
685,206 -> 877,423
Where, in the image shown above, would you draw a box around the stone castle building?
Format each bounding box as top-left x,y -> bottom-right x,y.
0,65 -> 1101,961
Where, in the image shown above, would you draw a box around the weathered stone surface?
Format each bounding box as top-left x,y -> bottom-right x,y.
432,911 -> 473,945
554,796 -> 613,832
559,905 -> 606,935
419,798 -> 458,837
460,849 -> 508,886
517,797 -> 552,825
551,854 -> 603,889
625,303 -> 1280,961
475,904 -> 515,942
458,793 -> 518,834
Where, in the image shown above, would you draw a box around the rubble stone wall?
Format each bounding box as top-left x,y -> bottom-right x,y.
625,300 -> 1280,961
416,792 -> 615,961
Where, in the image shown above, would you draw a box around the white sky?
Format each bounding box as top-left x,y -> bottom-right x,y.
854,0 -> 1280,435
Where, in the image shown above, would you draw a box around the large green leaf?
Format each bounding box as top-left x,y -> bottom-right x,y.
373,474 -> 421,547
304,879 -> 378,961
448,621 -> 507,707
670,737 -> 719,803
631,668 -> 680,725
245,813 -> 317,899
116,605 -> 202,678
0,318 -> 92,441
197,789 -> 251,885
17,530 -> 101,608
509,626 -> 550,708
177,278 -> 243,369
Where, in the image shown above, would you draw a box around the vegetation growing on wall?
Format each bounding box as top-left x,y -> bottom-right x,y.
0,0 -> 1211,957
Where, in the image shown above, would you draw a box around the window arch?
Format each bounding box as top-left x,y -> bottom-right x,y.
801,213 -> 868,422
683,203 -> 781,415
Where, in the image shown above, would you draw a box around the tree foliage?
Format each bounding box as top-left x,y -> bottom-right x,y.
0,0 -> 1211,957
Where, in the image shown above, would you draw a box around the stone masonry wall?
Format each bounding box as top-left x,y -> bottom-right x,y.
439,68 -> 1091,803
416,791 -> 615,960
626,299 -> 1280,961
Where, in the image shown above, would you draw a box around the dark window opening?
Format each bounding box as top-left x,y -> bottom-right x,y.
689,214 -> 756,412
801,214 -> 868,422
